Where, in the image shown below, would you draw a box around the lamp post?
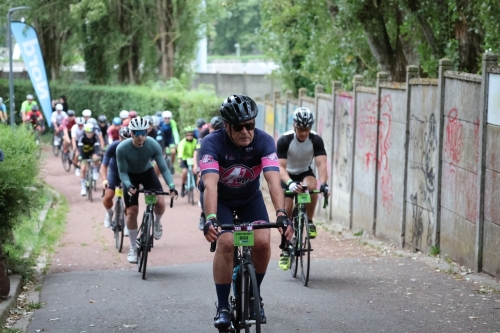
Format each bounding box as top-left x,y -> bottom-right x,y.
7,6 -> 30,127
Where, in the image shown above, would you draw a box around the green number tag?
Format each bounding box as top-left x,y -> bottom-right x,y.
234,231 -> 255,247
144,194 -> 157,205
187,158 -> 194,166
297,192 -> 311,204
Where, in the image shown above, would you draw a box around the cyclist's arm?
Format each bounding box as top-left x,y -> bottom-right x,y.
98,132 -> 105,148
264,169 -> 285,214
171,120 -> 180,144
93,140 -> 101,156
276,135 -> 292,184
101,163 -> 108,181
278,158 -> 292,185
152,141 -> 174,188
193,146 -> 200,172
77,139 -> 84,156
177,138 -> 185,160
202,172 -> 219,217
51,113 -> 58,129
116,147 -> 132,189
315,155 -> 328,185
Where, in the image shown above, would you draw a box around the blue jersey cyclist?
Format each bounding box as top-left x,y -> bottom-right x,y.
100,127 -> 132,233
200,94 -> 293,330
116,117 -> 178,264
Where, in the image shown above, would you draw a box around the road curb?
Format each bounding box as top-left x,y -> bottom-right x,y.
0,275 -> 22,327
0,186 -> 58,328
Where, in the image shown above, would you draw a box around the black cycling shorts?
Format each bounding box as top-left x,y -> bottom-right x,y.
280,167 -> 316,198
123,167 -> 163,208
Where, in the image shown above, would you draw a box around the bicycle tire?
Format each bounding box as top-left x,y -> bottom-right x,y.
52,144 -> 60,156
87,169 -> 93,202
290,234 -> 298,278
141,213 -> 153,280
62,151 -> 71,172
300,213 -> 311,286
137,213 -> 148,273
243,264 -> 261,333
114,199 -> 124,253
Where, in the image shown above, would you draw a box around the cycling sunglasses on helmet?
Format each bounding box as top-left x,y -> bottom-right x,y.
132,130 -> 147,137
231,122 -> 255,132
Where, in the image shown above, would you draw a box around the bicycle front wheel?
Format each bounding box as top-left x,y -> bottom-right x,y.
139,212 -> 153,280
300,214 -> 311,286
289,234 -> 298,278
87,170 -> 93,202
114,199 -> 124,253
62,151 -> 71,172
243,264 -> 261,333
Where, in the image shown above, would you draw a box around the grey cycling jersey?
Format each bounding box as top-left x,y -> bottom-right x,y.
276,130 -> 327,175
116,137 -> 174,189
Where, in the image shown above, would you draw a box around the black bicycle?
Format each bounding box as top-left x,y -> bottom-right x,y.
136,189 -> 174,280
285,185 -> 328,286
61,147 -> 73,172
210,215 -> 288,333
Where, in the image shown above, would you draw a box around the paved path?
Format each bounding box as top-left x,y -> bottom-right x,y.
25,150 -> 500,332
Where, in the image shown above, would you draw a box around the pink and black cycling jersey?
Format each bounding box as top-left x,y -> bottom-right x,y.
198,128 -> 279,202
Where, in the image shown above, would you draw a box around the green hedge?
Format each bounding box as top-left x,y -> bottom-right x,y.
0,78 -> 221,130
0,125 -> 41,245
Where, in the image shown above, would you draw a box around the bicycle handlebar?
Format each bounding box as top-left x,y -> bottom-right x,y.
210,221 -> 289,253
284,189 -> 329,208
135,188 -> 175,208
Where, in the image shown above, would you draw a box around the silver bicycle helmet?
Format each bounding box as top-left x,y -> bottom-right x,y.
293,107 -> 315,128
119,127 -> 132,139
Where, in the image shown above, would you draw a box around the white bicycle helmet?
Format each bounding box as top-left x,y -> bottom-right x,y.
119,110 -> 129,119
162,110 -> 172,118
293,107 -> 315,128
128,116 -> 150,130
75,117 -> 85,125
26,94 -> 34,100
55,103 -> 63,111
152,116 -> 160,127
82,109 -> 92,117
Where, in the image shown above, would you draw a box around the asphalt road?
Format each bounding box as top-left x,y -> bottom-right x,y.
25,148 -> 500,333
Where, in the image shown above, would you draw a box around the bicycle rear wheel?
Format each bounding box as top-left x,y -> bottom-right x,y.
114,199 -> 124,253
243,264 -> 261,333
299,213 -> 311,286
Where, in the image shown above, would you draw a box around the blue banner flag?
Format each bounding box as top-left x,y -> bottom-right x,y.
10,21 -> 52,126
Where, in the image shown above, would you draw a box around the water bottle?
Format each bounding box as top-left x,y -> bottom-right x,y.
232,265 -> 240,296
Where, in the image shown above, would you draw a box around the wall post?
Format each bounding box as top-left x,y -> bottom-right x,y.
402,65 -> 419,248
372,72 -> 389,235
474,52 -> 499,272
435,58 -> 454,251
349,75 -> 364,230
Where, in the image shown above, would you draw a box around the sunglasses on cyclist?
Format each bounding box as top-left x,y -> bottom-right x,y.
231,122 -> 255,132
132,130 -> 147,137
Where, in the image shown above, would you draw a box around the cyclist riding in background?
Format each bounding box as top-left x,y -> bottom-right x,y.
25,105 -> 44,131
72,117 -> 86,176
82,109 -> 105,149
107,117 -> 122,144
159,111 -> 179,171
21,94 -> 38,120
98,115 -> 110,145
194,116 -> 224,230
119,110 -> 130,127
194,118 -> 210,140
78,123 -> 101,196
100,127 -> 132,233
129,110 -> 138,119
51,104 -> 68,145
0,97 -> 7,122
116,117 -> 178,264
276,107 -> 330,270
199,94 -> 293,330
178,126 -> 198,197
60,110 -> 76,153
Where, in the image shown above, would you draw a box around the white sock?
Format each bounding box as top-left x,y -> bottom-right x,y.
81,179 -> 86,187
155,213 -> 163,225
129,229 -> 138,249
106,208 -> 113,218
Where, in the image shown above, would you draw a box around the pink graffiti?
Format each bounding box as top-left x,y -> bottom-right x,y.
444,108 -> 463,172
318,117 -> 324,136
357,98 -> 378,171
378,95 -> 393,213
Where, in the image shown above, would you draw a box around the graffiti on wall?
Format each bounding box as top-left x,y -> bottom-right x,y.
334,94 -> 353,192
357,97 -> 378,171
409,113 -> 437,249
444,108 -> 463,172
378,95 -> 394,213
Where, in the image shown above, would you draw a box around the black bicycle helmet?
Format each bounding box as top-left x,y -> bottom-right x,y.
98,115 -> 107,123
31,104 -> 39,111
196,118 -> 206,128
210,116 -> 224,130
67,110 -> 76,117
219,94 -> 258,124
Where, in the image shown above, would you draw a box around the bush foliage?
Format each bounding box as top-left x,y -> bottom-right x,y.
0,125 -> 41,245
0,78 -> 221,130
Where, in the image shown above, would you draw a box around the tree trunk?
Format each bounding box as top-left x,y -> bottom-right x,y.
454,0 -> 483,73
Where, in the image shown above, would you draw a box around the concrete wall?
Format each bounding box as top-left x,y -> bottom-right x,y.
376,85 -> 407,246
482,69 -> 500,276
274,96 -> 287,142
352,88 -> 378,233
440,73 -> 482,268
405,80 -> 439,253
332,92 -> 354,228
